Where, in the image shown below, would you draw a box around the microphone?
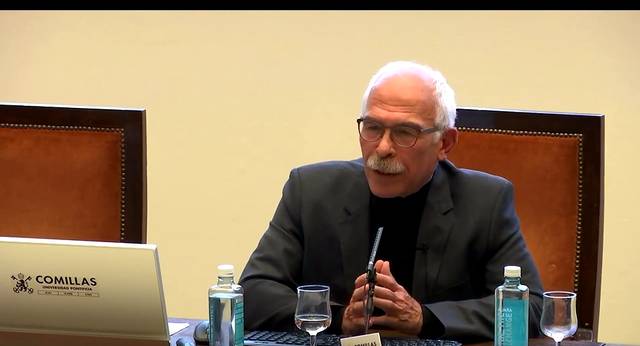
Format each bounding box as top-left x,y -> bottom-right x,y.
364,226 -> 383,334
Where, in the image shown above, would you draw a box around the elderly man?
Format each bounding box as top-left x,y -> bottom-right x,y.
239,61 -> 543,343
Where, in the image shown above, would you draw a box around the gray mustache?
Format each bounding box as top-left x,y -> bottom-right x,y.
366,154 -> 405,174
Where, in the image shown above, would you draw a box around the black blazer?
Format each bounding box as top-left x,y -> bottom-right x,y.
240,159 -> 543,342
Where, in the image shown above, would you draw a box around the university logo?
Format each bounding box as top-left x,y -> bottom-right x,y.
11,273 -> 34,294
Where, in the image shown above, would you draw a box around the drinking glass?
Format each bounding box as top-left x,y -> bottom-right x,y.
540,291 -> 577,346
295,285 -> 332,346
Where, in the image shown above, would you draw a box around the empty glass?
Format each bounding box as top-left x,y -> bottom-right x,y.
295,285 -> 332,346
540,291 -> 577,346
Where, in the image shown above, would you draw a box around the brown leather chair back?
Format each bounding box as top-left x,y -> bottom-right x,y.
447,107 -> 604,338
0,103 -> 146,243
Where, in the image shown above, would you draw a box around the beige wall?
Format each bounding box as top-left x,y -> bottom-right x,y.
1,11 -> 638,344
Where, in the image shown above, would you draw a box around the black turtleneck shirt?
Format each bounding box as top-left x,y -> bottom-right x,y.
368,180 -> 431,295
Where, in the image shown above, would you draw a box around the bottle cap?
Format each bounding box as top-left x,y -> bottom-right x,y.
217,264 -> 234,277
504,265 -> 521,278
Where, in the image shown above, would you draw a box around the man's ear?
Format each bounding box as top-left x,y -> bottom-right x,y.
438,128 -> 458,160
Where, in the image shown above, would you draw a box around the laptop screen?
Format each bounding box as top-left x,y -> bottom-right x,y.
0,236 -> 169,341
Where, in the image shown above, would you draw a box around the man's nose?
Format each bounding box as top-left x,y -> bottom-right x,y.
375,130 -> 395,157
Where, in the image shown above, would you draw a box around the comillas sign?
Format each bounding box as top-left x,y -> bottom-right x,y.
35,275 -> 97,286
10,272 -> 100,297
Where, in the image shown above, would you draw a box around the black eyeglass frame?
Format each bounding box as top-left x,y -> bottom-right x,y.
356,117 -> 441,148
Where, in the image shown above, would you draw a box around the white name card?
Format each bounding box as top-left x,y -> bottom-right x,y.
340,332 -> 382,346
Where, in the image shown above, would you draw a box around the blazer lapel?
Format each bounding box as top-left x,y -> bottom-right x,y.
412,162 -> 455,303
337,173 -> 371,299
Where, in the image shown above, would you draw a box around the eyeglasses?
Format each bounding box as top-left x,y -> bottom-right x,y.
356,117 -> 441,148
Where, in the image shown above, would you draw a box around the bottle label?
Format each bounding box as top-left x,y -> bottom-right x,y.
234,300 -> 244,346
498,298 -> 527,346
209,294 -> 244,346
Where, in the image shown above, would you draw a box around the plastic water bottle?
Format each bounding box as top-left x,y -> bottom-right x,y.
495,265 -> 529,346
209,264 -> 244,346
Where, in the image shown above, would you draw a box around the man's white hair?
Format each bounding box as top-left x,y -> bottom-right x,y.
360,61 -> 457,130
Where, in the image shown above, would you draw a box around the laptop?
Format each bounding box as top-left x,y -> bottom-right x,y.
0,236 -> 170,341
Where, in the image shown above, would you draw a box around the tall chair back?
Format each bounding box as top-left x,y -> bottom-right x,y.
0,103 -> 146,243
447,107 -> 604,339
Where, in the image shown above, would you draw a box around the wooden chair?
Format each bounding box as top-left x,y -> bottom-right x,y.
447,107 -> 604,340
0,103 -> 146,243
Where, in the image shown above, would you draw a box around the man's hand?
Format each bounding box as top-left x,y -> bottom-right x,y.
341,274 -> 370,335
342,260 -> 423,336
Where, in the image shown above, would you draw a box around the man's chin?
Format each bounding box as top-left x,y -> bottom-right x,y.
365,172 -> 405,198
370,189 -> 403,198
